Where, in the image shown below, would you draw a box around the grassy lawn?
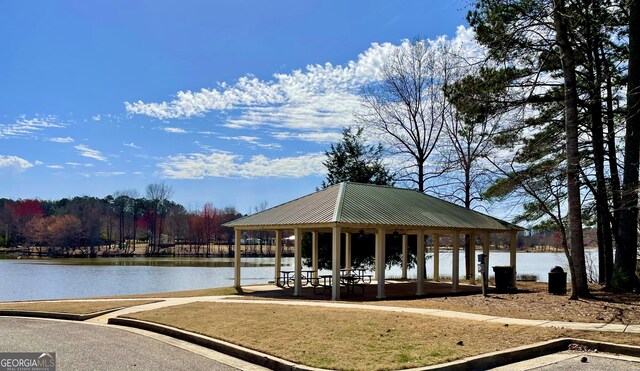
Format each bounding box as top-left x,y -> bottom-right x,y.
122,301 -> 640,370
0,300 -> 158,314
370,283 -> 640,325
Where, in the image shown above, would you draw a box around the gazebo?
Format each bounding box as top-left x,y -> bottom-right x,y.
223,182 -> 522,300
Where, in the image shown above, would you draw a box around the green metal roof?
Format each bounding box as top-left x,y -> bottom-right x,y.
223,182 -> 522,232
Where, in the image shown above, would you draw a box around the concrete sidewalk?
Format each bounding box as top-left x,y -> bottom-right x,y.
3,294 -> 640,370
76,294 -> 640,333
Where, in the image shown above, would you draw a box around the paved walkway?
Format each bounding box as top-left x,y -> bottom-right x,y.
3,294 -> 640,370
80,295 -> 640,333
0,317 -> 267,371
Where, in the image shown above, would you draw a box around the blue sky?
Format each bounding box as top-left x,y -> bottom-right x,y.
1,1 -> 471,213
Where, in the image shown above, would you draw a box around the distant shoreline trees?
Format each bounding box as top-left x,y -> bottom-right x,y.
0,184 -> 241,257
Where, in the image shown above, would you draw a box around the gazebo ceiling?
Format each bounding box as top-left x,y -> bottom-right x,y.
223,182 -> 522,232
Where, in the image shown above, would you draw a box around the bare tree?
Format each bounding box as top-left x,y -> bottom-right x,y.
443,82 -> 503,278
253,201 -> 270,256
358,38 -> 452,193
145,182 -> 174,255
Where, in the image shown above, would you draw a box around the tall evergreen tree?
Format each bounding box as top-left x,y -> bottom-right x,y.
321,127 -> 394,188
616,0 -> 640,290
466,0 -> 631,296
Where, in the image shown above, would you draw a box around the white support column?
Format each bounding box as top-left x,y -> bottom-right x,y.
275,230 -> 282,285
509,231 -> 517,269
482,232 -> 490,272
374,234 -> 380,280
433,233 -> 440,282
332,226 -> 341,301
416,231 -> 425,295
401,234 -> 408,280
345,232 -> 352,271
312,231 -> 319,279
510,231 -> 517,289
293,228 -> 302,297
452,232 -> 460,293
469,232 -> 476,285
376,228 -> 386,299
234,229 -> 241,289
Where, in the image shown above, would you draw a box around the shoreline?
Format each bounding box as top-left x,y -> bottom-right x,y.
0,246 -> 593,259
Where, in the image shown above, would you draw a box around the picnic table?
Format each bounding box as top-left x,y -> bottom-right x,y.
278,270 -> 316,288
340,268 -> 373,284
313,274 -> 333,294
312,271 -> 369,296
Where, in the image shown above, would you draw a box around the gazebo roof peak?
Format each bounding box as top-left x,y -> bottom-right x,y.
224,181 -> 522,232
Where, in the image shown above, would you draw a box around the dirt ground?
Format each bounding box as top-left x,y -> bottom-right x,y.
372,282 -> 640,325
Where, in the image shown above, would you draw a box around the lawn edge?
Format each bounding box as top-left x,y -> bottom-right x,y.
106,317 -> 640,370
0,307 -> 125,321
108,317 -> 325,370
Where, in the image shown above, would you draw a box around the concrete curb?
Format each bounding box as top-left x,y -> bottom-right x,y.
412,338 -> 572,370
0,307 -> 125,321
413,338 -> 640,370
108,315 -> 640,371
108,317 -> 326,371
570,338 -> 640,357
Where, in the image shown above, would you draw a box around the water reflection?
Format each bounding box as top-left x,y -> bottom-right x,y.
0,251 -> 593,302
14,257 -> 275,268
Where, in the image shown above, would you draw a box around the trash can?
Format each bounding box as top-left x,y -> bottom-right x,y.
548,266 -> 567,295
493,266 -> 516,293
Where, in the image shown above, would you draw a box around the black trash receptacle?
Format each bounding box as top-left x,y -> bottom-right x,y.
548,266 -> 567,295
493,266 -> 516,293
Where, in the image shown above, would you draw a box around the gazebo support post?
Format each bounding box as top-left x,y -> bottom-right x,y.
234,229 -> 241,289
275,230 -> 282,285
374,236 -> 380,281
401,234 -> 408,280
416,230 -> 424,295
345,232 -> 352,271
294,228 -> 302,297
482,231 -> 490,296
482,232 -> 490,274
509,231 -> 517,288
312,231 -> 318,279
469,232 -> 476,285
434,233 -> 440,282
376,228 -> 386,299
452,232 -> 460,293
332,226 -> 341,301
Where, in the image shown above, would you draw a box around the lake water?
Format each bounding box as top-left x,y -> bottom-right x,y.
0,251 -> 596,301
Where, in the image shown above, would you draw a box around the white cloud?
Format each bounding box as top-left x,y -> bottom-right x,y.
49,136 -> 74,143
123,142 -> 141,149
75,144 -> 107,162
92,114 -> 101,121
0,116 -> 65,139
163,127 -> 187,134
220,135 -> 260,144
125,27 -> 481,134
47,165 -> 64,169
272,131 -> 343,143
220,135 -> 282,149
158,151 -> 325,179
0,155 -> 33,171
94,171 -> 126,177
126,76 -> 286,119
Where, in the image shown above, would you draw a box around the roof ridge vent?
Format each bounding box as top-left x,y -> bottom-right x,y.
332,182 -> 347,222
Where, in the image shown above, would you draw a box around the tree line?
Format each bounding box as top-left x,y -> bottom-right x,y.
0,183 -> 241,257
323,0 -> 639,296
